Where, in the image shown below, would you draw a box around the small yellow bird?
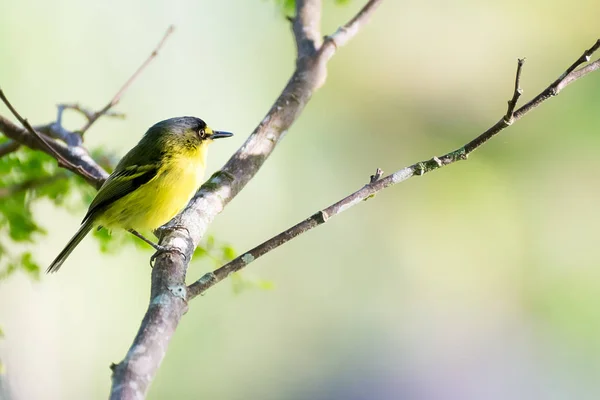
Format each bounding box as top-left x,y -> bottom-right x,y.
47,116 -> 233,273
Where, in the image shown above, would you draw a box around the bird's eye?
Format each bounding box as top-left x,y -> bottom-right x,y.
197,129 -> 206,139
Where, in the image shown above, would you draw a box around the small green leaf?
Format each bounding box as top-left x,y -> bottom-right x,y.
256,279 -> 276,291
193,246 -> 208,259
20,252 -> 40,280
222,245 -> 237,261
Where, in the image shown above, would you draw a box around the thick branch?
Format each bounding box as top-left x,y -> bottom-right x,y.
293,0 -> 323,58
109,2 -> 383,398
187,39 -> 600,298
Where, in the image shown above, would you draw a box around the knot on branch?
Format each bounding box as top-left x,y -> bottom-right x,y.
369,168 -> 384,184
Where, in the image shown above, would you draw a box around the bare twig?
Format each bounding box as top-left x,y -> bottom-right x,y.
37,104 -> 125,148
0,89 -> 100,184
319,0 -> 383,61
109,2 -> 383,399
504,58 -> 525,123
79,25 -> 175,134
0,140 -> 20,157
187,38 -> 600,299
61,103 -> 125,122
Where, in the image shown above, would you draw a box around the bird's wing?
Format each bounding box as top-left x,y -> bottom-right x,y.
82,163 -> 158,222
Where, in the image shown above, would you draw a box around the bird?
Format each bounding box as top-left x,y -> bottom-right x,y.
47,116 -> 233,273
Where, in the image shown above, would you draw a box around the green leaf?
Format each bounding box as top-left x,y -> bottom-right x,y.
193,245 -> 208,259
222,245 -> 237,262
20,252 -> 40,280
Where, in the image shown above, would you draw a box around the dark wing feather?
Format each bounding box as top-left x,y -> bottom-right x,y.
82,164 -> 158,223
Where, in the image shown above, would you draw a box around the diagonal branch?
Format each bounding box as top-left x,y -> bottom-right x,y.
109,1 -> 384,398
79,25 -> 175,135
186,39 -> 600,299
0,89 -> 102,184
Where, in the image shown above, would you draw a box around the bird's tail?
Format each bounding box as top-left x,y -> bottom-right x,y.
46,218 -> 94,273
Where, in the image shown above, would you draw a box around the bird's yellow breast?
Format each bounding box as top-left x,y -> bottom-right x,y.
99,145 -> 208,231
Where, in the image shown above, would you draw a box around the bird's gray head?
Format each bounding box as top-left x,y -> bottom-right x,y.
145,116 -> 233,150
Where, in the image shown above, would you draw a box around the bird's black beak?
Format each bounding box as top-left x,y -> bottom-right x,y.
211,131 -> 234,139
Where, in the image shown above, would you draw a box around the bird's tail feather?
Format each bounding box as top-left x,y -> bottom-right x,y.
46,218 -> 94,273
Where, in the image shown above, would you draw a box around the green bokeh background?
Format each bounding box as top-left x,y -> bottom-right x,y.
2,1 -> 600,399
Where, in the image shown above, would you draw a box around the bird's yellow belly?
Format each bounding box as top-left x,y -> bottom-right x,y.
100,157 -> 205,231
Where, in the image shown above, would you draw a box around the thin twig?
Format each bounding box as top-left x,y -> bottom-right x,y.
504,58 -> 525,124
0,89 -> 99,183
0,140 -> 20,157
557,39 -> 600,80
60,103 -> 125,122
187,38 -> 600,299
318,0 -> 383,61
79,25 -> 175,134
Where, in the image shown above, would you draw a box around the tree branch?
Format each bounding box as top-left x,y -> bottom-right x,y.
0,89 -> 103,184
292,0 -> 323,58
0,113 -> 107,188
109,1 -> 384,398
187,39 -> 600,298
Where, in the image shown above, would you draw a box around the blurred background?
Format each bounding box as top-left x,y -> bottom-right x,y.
2,0 -> 600,399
